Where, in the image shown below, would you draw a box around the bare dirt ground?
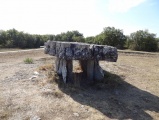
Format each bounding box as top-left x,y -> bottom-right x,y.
0,49 -> 159,120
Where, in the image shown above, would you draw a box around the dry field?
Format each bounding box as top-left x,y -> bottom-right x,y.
0,49 -> 159,120
0,48 -> 21,52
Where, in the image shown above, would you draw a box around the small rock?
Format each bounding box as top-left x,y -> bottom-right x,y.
34,71 -> 39,75
85,108 -> 89,112
30,115 -> 41,120
81,105 -> 84,108
73,112 -> 79,117
29,75 -> 38,80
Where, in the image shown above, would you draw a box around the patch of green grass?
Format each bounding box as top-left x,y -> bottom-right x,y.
24,58 -> 33,64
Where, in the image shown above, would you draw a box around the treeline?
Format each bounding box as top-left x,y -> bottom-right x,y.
0,27 -> 159,52
0,29 -> 50,48
0,29 -> 85,49
85,27 -> 159,52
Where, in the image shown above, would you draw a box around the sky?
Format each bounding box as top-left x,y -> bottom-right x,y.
0,0 -> 159,37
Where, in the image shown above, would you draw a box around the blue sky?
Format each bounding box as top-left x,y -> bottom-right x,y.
0,0 -> 159,37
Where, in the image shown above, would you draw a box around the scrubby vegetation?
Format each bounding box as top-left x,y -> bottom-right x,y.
0,29 -> 50,49
127,30 -> 158,52
85,27 -> 158,51
24,58 -> 33,64
0,27 -> 159,52
86,27 -> 126,49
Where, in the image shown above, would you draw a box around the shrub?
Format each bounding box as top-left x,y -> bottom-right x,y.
24,58 -> 33,64
94,27 -> 127,49
128,30 -> 158,52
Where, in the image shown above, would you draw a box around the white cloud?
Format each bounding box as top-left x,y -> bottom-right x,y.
108,0 -> 146,13
1,0 -> 155,37
0,0 -> 105,36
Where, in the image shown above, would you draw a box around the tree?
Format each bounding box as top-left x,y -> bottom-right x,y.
33,35 -> 41,48
0,30 -> 7,47
127,30 -> 158,52
72,36 -> 84,42
0,29 -> 51,48
7,29 -> 19,47
156,38 -> 159,51
85,36 -> 95,44
94,27 -> 126,49
55,30 -> 84,42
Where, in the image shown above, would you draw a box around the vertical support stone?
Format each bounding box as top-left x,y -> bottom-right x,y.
79,59 -> 104,83
79,60 -> 87,75
74,72 -> 83,87
66,60 -> 73,83
61,59 -> 67,83
87,60 -> 95,84
55,57 -> 67,83
94,60 -> 104,81
55,58 -> 73,83
55,58 -> 104,84
55,57 -> 62,75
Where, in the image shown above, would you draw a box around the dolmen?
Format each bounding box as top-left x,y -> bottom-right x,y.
44,40 -> 118,84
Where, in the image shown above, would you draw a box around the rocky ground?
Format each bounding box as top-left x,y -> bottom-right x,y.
0,49 -> 159,120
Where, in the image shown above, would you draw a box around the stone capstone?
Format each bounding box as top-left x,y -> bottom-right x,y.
44,41 -> 118,62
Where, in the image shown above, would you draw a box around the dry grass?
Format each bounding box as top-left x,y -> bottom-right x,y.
38,63 -> 59,85
38,64 -> 54,71
0,51 -> 159,120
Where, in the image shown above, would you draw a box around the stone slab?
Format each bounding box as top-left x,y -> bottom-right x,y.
44,41 -> 118,62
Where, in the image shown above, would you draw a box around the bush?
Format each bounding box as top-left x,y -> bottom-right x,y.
128,30 -> 158,52
94,27 -> 127,49
24,58 -> 33,64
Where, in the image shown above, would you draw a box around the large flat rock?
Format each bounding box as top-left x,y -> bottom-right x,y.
44,41 -> 118,62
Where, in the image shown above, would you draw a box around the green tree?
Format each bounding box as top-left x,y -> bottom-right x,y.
0,29 -> 51,48
85,36 -> 95,44
0,30 -> 8,47
55,30 -> 84,42
127,30 -> 158,52
7,29 -> 19,47
5,39 -> 14,48
94,27 -> 126,49
156,38 -> 159,51
72,36 -> 84,42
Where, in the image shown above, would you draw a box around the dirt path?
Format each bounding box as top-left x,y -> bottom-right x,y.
0,49 -> 159,120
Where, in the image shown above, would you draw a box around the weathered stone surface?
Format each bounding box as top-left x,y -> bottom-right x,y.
55,58 -> 67,83
93,60 -> 104,81
66,60 -> 73,83
86,60 -> 95,83
74,72 -> 83,87
80,60 -> 104,82
45,41 -> 118,62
